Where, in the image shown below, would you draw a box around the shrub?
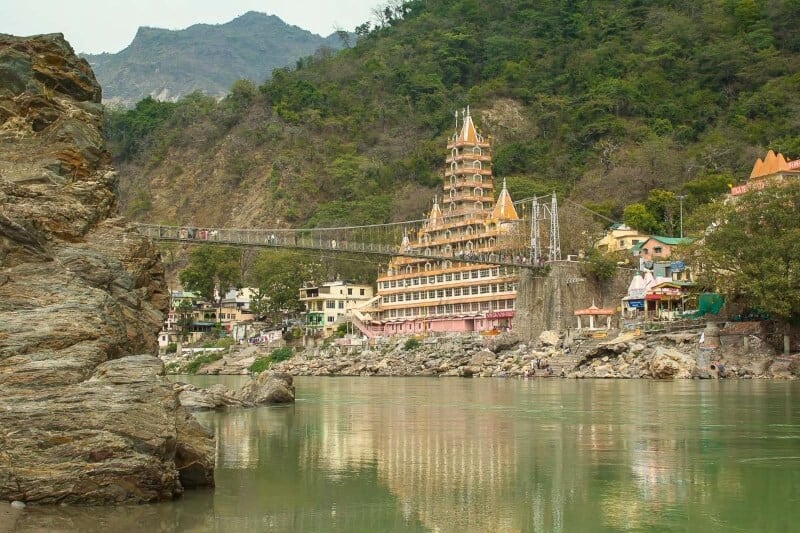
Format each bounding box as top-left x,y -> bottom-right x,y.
165,342 -> 178,354
185,353 -> 223,374
248,357 -> 272,374
248,347 -> 294,374
270,347 -> 293,363
403,338 -> 421,350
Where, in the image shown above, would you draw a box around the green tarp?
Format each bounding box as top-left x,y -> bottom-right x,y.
691,293 -> 724,318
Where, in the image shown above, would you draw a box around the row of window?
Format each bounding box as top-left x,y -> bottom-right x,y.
381,268 -> 508,289
324,300 -> 347,309
451,146 -> 483,159
381,283 -> 516,304
384,299 -> 514,319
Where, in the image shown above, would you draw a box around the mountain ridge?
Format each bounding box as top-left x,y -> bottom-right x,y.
84,11 -> 347,106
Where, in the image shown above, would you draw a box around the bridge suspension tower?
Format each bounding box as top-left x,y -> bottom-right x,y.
528,192 -> 561,265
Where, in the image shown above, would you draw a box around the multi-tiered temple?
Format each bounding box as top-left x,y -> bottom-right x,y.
353,109 -> 522,336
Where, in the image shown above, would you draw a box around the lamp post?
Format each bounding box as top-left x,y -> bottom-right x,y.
677,195 -> 686,238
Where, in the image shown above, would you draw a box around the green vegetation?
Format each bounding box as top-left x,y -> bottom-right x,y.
690,183 -> 800,325
582,249 -> 619,282
248,347 -> 294,374
165,342 -> 177,354
178,245 -> 242,302
86,12 -> 347,106
106,0 -> 800,252
185,352 -> 223,374
202,338 -> 235,349
403,338 -> 421,350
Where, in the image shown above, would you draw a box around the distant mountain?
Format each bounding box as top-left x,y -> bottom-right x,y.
83,11 -> 348,106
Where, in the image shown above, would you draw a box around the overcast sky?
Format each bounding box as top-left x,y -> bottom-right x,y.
0,0 -> 380,54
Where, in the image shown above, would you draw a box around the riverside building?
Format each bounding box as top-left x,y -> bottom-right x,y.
352,109 -> 523,337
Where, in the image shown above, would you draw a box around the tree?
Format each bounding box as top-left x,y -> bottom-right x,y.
693,183 -> 800,324
247,251 -> 323,321
178,246 -> 242,302
623,203 -> 662,234
175,298 -> 195,341
645,189 -> 679,236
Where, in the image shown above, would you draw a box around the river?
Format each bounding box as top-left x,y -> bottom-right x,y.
11,377 -> 800,532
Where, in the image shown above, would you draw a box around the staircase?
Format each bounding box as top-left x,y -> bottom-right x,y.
347,297 -> 383,339
543,354 -> 580,375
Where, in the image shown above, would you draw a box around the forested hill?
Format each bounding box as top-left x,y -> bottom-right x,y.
107,0 -> 800,248
84,11 -> 346,106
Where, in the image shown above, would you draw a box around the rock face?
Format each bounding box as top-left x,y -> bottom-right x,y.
175,372 -> 296,410
0,34 -> 214,504
650,346 -> 697,379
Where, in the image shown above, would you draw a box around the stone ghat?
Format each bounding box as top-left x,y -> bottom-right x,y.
271,331 -> 798,380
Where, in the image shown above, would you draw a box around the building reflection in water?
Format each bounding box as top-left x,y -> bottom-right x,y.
16,379 -> 800,532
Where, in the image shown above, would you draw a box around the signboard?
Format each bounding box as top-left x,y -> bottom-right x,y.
628,289 -> 645,299
670,261 -> 685,272
626,299 -> 645,309
731,180 -> 766,196
486,310 -> 515,319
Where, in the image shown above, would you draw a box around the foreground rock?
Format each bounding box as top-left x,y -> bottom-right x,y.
0,34 -> 214,504
175,372 -> 295,410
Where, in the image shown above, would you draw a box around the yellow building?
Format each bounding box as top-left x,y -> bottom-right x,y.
300,280 -> 375,337
353,109 -> 523,337
595,224 -> 649,253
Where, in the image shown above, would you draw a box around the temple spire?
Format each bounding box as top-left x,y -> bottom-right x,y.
492,177 -> 519,221
459,106 -> 479,143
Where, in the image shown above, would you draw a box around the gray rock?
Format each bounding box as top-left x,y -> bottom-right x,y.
237,372 -> 295,404
538,330 -> 560,347
650,346 -> 696,379
0,35 -> 213,504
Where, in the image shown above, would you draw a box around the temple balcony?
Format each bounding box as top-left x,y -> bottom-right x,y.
445,167 -> 493,178
378,275 -> 518,296
447,139 -> 491,150
443,193 -> 495,204
444,180 -> 495,191
445,154 -> 492,164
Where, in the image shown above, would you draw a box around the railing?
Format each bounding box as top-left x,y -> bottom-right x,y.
134,223 -> 537,269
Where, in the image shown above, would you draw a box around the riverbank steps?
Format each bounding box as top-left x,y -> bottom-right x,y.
169,330 -> 798,380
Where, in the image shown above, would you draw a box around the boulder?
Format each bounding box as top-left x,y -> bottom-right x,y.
650,346 -> 697,379
470,349 -> 496,366
237,372 -> 295,404
538,330 -> 560,347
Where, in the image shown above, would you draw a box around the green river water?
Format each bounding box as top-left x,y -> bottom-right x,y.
12,377 -> 800,532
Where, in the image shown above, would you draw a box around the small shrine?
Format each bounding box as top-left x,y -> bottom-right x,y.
574,302 -> 615,330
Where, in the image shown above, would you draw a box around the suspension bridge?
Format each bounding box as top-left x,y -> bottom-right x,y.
134,195 -> 569,269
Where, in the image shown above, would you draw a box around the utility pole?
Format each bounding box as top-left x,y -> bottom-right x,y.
677,195 -> 686,238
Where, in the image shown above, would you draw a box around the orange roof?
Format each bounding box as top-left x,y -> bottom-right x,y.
750,150 -> 790,179
574,304 -> 614,316
460,111 -> 478,143
491,179 -> 519,221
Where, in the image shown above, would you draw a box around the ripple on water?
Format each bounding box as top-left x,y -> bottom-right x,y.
738,456 -> 800,467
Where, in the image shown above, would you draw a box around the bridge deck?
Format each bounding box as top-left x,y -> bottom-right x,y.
134,224 -> 540,269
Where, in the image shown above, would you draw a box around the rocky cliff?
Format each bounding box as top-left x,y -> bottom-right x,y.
0,34 -> 214,504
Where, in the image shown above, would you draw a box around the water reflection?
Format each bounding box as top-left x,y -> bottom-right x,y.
14,378 -> 800,532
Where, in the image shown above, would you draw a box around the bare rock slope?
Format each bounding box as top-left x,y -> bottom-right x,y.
0,33 -> 214,504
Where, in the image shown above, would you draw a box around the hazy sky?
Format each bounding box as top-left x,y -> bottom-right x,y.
0,0 -> 380,54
